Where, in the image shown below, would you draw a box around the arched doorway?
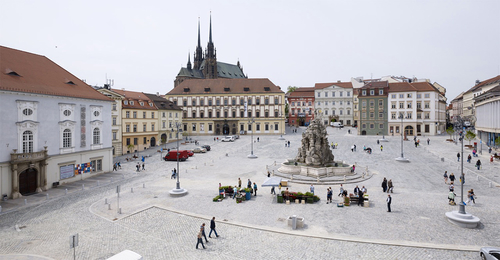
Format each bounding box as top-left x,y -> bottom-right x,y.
223,123 -> 229,135
19,168 -> 37,195
405,125 -> 414,136
161,133 -> 167,144
150,137 -> 156,147
361,130 -> 367,135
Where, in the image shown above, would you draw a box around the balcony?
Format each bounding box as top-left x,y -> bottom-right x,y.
11,148 -> 49,164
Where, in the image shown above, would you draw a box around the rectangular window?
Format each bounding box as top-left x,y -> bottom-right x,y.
133,111 -> 137,118
391,102 -> 396,109
399,102 -> 404,109
379,100 -> 383,106
126,111 -> 130,118
256,124 -> 260,131
407,93 -> 412,98
265,99 -> 269,105
370,101 -> 374,107
143,124 -> 146,132
340,91 -> 343,97
192,100 -> 196,106
265,111 -> 269,118
208,99 -> 213,106
224,111 -> 228,118
275,123 -> 279,130
370,112 -> 374,118
292,102 -> 295,106
143,112 -> 146,118
391,113 -> 396,119
317,92 -> 320,97
256,111 -> 260,118
133,125 -> 137,132
216,99 -> 220,106
274,111 -> 278,117
208,112 -> 212,118
143,137 -> 147,144
332,101 -> 335,105
379,89 -> 384,95
332,92 -> 336,97
425,124 -> 430,133
265,124 -> 269,131
151,124 -> 154,131
347,91 -> 350,97
362,101 -> 366,108
209,124 -> 213,131
425,93 -> 430,98
417,113 -> 422,119
126,125 -> 130,132
317,102 -> 321,106
379,124 -> 384,129
134,138 -> 138,145
248,99 -> 252,105
224,99 -> 228,106
113,131 -> 117,140
112,117 -> 117,125
425,102 -> 430,109
379,112 -> 383,118
417,94 -> 422,98
407,112 -> 412,119
151,112 -> 154,119
399,94 -> 404,98
425,113 -> 430,119
417,103 -> 421,109
241,111 -> 244,118
200,99 -> 204,106
126,138 -> 130,145
362,112 -> 366,118
192,123 -> 196,131
407,102 -> 412,109
362,90 -> 366,96
274,98 -> 279,105
232,99 -> 236,105
183,100 -> 187,106
370,90 -> 374,95
216,111 -> 220,118
370,124 -> 374,129
256,98 -> 260,105
112,103 -> 117,111
391,94 -> 396,99
325,92 -> 328,97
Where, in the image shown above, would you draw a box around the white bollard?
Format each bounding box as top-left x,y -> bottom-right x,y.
0,205 -> 2,213
105,198 -> 108,204
131,188 -> 134,193
82,184 -> 85,190
65,189 -> 68,195
97,180 -> 100,186
24,199 -> 27,205
143,183 -> 145,188
108,204 -> 111,210
477,176 -> 479,181
46,194 -> 49,200
118,208 -> 122,214
489,182 -> 492,188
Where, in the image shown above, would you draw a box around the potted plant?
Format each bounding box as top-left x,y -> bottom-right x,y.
243,188 -> 252,200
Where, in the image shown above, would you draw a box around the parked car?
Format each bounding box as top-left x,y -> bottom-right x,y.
221,136 -> 235,142
232,135 -> 240,139
164,150 -> 189,161
185,150 -> 194,156
480,247 -> 500,260
331,122 -> 344,128
201,145 -> 211,151
193,147 -> 207,153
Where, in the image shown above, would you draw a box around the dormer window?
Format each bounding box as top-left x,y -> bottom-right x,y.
149,103 -> 153,107
204,88 -> 211,92
224,87 -> 230,92
264,87 -> 270,91
65,79 -> 76,85
7,70 -> 21,76
184,88 -> 190,92
124,100 -> 128,105
140,102 -> 144,106
244,87 -> 250,92
130,101 -> 134,105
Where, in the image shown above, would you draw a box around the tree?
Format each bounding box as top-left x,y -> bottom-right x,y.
286,86 -> 298,94
446,126 -> 454,139
161,137 -> 167,148
464,130 -> 476,145
495,136 -> 500,147
127,144 -> 135,154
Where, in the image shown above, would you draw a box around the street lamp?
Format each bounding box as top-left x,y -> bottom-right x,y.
169,122 -> 187,196
278,112 -> 285,140
395,113 -> 409,162
248,117 -> 257,158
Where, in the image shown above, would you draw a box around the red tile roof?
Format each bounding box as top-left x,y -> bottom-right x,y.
388,81 -> 439,92
0,45 -> 111,101
167,78 -> 283,95
289,87 -> 314,97
466,75 -> 500,93
111,89 -> 157,110
314,82 -> 353,89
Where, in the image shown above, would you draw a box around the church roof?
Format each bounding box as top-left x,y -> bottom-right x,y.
0,45 -> 111,101
178,61 -> 246,79
167,78 -> 282,95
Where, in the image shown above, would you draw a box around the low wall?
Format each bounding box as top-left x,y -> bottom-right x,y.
278,160 -> 353,178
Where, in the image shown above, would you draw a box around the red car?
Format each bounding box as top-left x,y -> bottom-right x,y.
164,150 -> 189,161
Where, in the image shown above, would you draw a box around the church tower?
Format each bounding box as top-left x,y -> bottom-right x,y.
193,18 -> 203,70
203,13 -> 218,79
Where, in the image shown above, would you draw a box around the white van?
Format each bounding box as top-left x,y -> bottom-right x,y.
221,136 -> 235,142
331,122 -> 344,128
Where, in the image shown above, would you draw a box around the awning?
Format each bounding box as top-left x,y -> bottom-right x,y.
261,177 -> 283,187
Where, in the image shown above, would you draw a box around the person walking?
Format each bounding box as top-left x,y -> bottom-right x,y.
142,162 -> 145,171
328,187 -> 333,204
381,178 -> 388,193
200,223 -> 208,243
288,141 -> 291,147
427,138 -> 430,145
467,189 -> 476,204
338,184 -> 344,196
387,179 -> 393,193
448,191 -> 456,205
467,154 -> 472,163
457,152 -> 460,162
233,186 -> 238,199
136,163 -> 140,172
358,190 -> 364,206
476,160 -> 482,170
386,194 -> 392,212
449,173 -> 456,183
271,186 -> 276,195
238,178 -> 242,188
209,217 -> 219,238
253,182 -> 258,196
380,145 -> 383,152
310,184 -> 315,195
113,163 -> 117,171
196,229 -> 206,249
247,179 -> 251,189
443,171 -> 448,184
354,144 -> 356,152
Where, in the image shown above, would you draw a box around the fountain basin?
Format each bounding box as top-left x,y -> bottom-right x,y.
278,159 -> 353,178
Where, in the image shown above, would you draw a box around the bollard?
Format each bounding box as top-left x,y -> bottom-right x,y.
24,199 -> 27,205
143,183 -> 145,188
131,188 -> 134,193
97,180 -> 100,186
118,208 -> 122,214
108,204 -> 111,210
292,215 -> 297,230
82,184 -> 85,190
489,182 -> 492,188
272,170 -> 275,176
204,162 -> 206,166
46,194 -> 49,200
344,175 -> 347,182
65,189 -> 68,195
105,198 -> 108,204
0,205 -> 2,213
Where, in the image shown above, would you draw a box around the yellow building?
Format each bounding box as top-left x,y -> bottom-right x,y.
165,78 -> 285,136
97,87 -> 124,156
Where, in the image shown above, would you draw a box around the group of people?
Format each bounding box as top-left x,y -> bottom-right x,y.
135,162 -> 145,172
284,141 -> 291,147
196,217 -> 219,249
381,178 -> 393,193
112,162 -> 121,171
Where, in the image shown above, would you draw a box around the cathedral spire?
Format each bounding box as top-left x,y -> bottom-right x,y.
209,12 -> 213,44
197,17 -> 201,48
204,12 -> 217,78
187,52 -> 192,70
193,17 -> 204,70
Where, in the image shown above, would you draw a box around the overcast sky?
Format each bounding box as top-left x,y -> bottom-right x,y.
1,0 -> 499,102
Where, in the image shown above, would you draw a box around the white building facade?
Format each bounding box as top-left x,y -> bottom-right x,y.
314,82 -> 354,126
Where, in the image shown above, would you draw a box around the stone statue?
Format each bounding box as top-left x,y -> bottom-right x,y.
296,116 -> 334,166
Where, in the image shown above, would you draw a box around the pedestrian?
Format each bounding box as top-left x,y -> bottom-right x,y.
443,171 -> 448,184
238,178 -> 242,188
113,163 -> 117,171
253,182 -> 258,196
467,189 -> 475,204
233,186 -> 238,199
279,182 -> 282,193
117,162 -> 121,169
467,154 -> 472,163
271,186 -> 276,195
380,145 -> 383,152
200,223 -> 208,243
328,187 -> 333,204
476,159 -> 481,170
457,152 -> 460,162
415,141 -> 418,148
449,183 -> 454,192
142,162 -> 145,171
285,141 -> 287,147
196,229 -> 206,249
489,147 -> 493,153
358,190 -> 364,206
377,139 -> 380,145
491,155 -> 494,164
171,169 -> 176,179
338,184 -> 344,196
381,178 -> 388,193
326,188 -> 330,204
361,186 -> 367,193
386,194 -> 392,212
351,146 -> 354,152
354,144 -> 356,151
473,149 -> 477,157
449,173 -> 455,183
136,163 -> 140,172
310,184 -> 314,195
460,173 -> 465,185
214,137 -> 216,142
335,142 -> 338,149
427,138 -> 430,145
387,179 -> 393,193
257,137 -> 260,142
448,191 -> 456,205
288,141 -> 290,147
209,217 -> 219,238
247,179 -> 251,189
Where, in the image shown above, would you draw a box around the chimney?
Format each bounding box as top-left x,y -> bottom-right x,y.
475,80 -> 480,85
157,92 -> 160,96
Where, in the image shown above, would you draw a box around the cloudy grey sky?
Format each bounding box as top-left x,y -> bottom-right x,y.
1,0 -> 499,102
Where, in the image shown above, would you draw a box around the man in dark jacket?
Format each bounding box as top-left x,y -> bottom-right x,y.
209,217 -> 219,238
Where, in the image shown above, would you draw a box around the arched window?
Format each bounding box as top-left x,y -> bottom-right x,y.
63,129 -> 71,148
23,130 -> 33,153
93,128 -> 100,145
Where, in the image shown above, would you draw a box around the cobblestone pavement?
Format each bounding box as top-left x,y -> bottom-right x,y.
0,126 -> 497,259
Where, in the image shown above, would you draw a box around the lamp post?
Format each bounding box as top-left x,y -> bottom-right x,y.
458,129 -> 466,214
395,113 -> 409,162
248,117 -> 257,158
279,112 -> 285,140
169,122 -> 187,196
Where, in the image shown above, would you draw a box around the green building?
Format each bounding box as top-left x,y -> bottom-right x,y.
358,81 -> 389,135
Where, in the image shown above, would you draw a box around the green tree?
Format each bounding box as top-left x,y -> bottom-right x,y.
286,86 -> 298,94
446,126 -> 454,139
127,144 -> 135,154
464,130 -> 476,145
495,136 -> 500,147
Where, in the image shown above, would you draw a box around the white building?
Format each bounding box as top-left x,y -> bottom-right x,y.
474,85 -> 500,148
0,46 -> 113,199
387,82 -> 446,136
314,82 -> 354,126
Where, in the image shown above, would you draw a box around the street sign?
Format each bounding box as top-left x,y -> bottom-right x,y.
116,185 -> 121,193
70,233 -> 79,248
